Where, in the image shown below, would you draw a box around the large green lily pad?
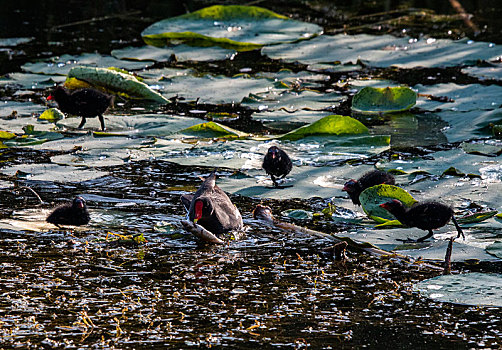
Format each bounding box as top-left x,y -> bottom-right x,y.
352,86 -> 417,114
141,5 -> 322,51
359,184 -> 417,222
280,115 -> 368,141
178,121 -> 249,139
262,34 -> 499,68
414,273 -> 502,307
67,66 -> 169,103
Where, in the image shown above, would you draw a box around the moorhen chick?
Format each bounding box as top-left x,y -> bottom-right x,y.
343,170 -> 395,205
379,199 -> 464,242
47,86 -> 113,130
262,146 -> 293,188
181,171 -> 243,235
46,196 -> 90,227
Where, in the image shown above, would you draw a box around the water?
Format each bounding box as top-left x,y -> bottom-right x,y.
1,1 -> 502,348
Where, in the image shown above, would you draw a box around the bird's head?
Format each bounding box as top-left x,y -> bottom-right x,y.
193,197 -> 213,223
73,196 -> 86,210
267,146 -> 280,160
379,199 -> 403,211
342,179 -> 358,193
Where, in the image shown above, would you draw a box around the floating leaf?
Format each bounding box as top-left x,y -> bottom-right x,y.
142,5 -> 321,51
112,45 -> 235,63
486,242 -> 502,258
67,66 -> 169,103
281,209 -> 313,220
0,130 -> 16,140
352,86 -> 417,114
442,166 -> 466,177
179,121 -> 249,139
279,115 -> 368,141
262,34 -> 499,68
461,142 -> 502,157
3,124 -> 64,147
359,184 -> 417,222
414,273 -> 502,307
457,211 -> 498,224
38,108 -> 65,122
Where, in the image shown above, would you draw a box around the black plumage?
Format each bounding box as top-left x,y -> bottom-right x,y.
46,196 -> 90,227
48,86 -> 113,130
262,146 -> 293,188
343,170 -> 395,205
180,171 -> 243,235
379,199 -> 464,242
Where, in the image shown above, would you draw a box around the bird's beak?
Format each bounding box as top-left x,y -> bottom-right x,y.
47,95 -> 54,101
77,201 -> 84,209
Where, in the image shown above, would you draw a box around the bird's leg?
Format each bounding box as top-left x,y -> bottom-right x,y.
78,117 -> 87,129
415,229 -> 434,242
98,115 -> 106,131
271,175 -> 279,188
451,216 -> 465,240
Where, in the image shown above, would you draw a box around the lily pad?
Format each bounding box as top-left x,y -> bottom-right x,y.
352,86 -> 417,114
280,115 -> 368,141
486,242 -> 502,258
22,53 -> 152,76
178,121 -> 249,139
242,90 -> 345,112
359,184 -> 417,222
0,130 -> 16,139
67,66 -> 169,103
262,34 -> 499,68
111,44 -> 236,63
141,5 -> 322,51
38,108 -> 65,122
281,209 -> 313,220
414,273 -> 502,307
457,211 -> 498,224
461,142 -> 502,157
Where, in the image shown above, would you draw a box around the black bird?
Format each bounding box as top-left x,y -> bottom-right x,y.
343,170 -> 395,205
46,196 -> 90,227
262,146 -> 293,188
47,86 -> 113,130
181,171 -> 243,235
379,199 -> 464,242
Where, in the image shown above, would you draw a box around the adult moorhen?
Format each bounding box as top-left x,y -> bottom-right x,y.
262,146 -> 293,188
379,199 -> 464,242
47,86 -> 113,130
181,171 -> 243,235
343,170 -> 395,205
46,196 -> 90,227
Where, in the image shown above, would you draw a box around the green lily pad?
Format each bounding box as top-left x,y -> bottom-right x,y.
281,209 -> 313,220
262,34 -> 499,68
141,5 -> 321,51
22,53 -> 151,76
414,273 -> 502,307
179,121 -> 249,139
67,66 -> 169,103
352,86 -> 417,114
242,90 -> 345,112
486,242 -> 502,258
112,44 -> 236,62
461,142 -> 502,157
457,211 -> 498,224
0,130 -> 16,139
279,115 -> 368,141
462,66 -> 502,82
3,124 -> 64,147
38,108 -> 65,122
359,184 -> 417,222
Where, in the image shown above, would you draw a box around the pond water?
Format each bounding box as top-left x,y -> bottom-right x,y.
1,0 -> 502,348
